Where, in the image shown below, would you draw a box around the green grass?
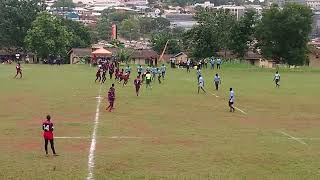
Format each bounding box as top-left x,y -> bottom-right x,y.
0,63 -> 320,180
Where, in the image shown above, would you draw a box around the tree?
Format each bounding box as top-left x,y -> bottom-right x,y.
25,12 -> 72,59
119,19 -> 140,41
138,17 -> 153,35
183,9 -> 236,58
101,9 -> 136,24
0,0 -> 42,50
151,17 -> 171,33
151,32 -> 181,55
63,19 -> 92,48
230,9 -> 257,58
96,18 -> 112,41
116,49 -> 132,64
255,4 -> 313,65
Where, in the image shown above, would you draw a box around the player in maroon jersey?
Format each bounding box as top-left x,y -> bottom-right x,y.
118,69 -> 124,83
108,63 -> 115,79
94,66 -> 103,83
134,76 -> 142,96
115,67 -> 120,80
14,63 -> 22,79
42,115 -> 57,156
106,84 -> 115,112
122,72 -> 130,87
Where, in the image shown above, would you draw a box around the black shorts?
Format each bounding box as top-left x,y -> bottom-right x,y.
146,79 -> 151,84
229,101 -> 234,106
275,79 -> 280,83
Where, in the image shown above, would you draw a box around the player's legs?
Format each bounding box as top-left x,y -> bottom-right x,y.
158,76 -> 161,84
49,139 -> 57,155
136,86 -> 140,96
108,101 -> 114,112
201,87 -> 206,93
19,71 -> 22,78
44,138 -> 49,155
215,82 -> 219,90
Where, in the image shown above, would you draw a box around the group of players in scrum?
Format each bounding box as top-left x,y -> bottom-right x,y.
93,60 -> 167,112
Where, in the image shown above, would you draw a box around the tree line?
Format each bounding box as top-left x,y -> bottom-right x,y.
184,4 -> 313,65
0,0 -> 314,65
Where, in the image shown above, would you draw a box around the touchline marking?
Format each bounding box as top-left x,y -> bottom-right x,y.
210,92 -> 219,98
87,85 -> 103,180
234,107 -> 247,115
279,130 -> 307,146
209,91 -> 247,115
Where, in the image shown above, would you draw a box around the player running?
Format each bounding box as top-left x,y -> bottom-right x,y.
94,67 -> 103,83
273,71 -> 281,88
157,68 -> 162,84
213,73 -> 221,90
145,71 -> 152,89
137,65 -> 143,76
123,72 -> 130,87
210,57 -> 215,69
108,63 -> 114,79
134,76 -> 142,96
216,58 -> 222,69
161,64 -> 166,80
14,63 -> 22,79
198,75 -> 206,94
106,84 -> 115,112
229,88 -> 235,112
42,115 -> 57,156
125,65 -> 131,74
196,68 -> 202,83
186,59 -> 191,73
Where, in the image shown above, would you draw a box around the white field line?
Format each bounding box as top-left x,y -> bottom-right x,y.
279,130 -> 308,146
210,92 -> 219,98
234,107 -> 248,115
87,85 -> 103,180
209,91 -> 247,115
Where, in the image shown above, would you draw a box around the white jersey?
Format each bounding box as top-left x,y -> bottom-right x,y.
199,77 -> 204,87
229,90 -> 234,102
214,75 -> 220,82
275,73 -> 280,80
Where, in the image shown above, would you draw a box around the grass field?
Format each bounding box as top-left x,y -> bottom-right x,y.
1,63 -> 320,180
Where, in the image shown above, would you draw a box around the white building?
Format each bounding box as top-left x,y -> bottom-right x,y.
306,0 -> 320,10
194,1 -> 215,8
215,5 -> 246,20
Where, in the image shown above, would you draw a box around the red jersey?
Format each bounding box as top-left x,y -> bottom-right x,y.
123,73 -> 129,81
108,87 -> 115,102
42,120 -> 54,140
134,78 -> 142,87
16,65 -> 21,72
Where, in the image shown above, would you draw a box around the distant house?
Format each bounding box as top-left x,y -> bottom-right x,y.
68,48 -> 158,65
131,49 -> 158,65
68,48 -> 92,64
308,47 -> 320,67
174,52 -> 188,63
161,52 -> 188,63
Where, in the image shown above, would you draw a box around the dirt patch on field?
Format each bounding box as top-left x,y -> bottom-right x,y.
64,142 -> 88,152
14,141 -> 42,151
101,161 -> 129,171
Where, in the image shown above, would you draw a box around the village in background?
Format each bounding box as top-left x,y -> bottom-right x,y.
1,0 -> 320,68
